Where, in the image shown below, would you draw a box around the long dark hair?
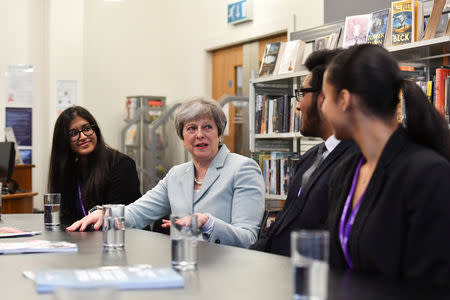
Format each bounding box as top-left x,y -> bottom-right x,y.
326,44 -> 450,160
48,106 -> 117,223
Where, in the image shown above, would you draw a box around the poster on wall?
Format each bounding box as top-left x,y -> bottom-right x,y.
5,65 -> 34,106
6,107 -> 32,146
56,80 -> 77,114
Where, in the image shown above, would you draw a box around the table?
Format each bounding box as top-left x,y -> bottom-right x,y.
0,214 -> 448,299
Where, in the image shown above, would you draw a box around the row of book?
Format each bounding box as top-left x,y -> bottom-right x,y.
257,152 -> 300,196
258,0 -> 449,78
397,67 -> 450,122
255,94 -> 301,134
343,0 -> 449,48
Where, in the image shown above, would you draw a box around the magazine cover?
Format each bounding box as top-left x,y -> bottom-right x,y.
259,42 -> 281,77
342,14 -> 371,48
34,265 -> 184,293
0,227 -> 41,238
391,0 -> 414,45
278,40 -> 306,74
314,36 -> 329,51
367,8 -> 390,46
0,240 -> 77,254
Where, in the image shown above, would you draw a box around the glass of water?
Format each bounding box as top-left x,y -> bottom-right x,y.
44,193 -> 61,227
171,214 -> 200,271
102,204 -> 125,250
291,230 -> 329,300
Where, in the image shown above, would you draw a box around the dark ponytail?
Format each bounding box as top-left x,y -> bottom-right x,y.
327,44 -> 450,160
402,80 -> 450,160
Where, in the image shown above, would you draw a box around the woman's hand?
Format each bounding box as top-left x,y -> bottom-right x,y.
196,213 -> 210,228
66,210 -> 103,232
160,213 -> 210,229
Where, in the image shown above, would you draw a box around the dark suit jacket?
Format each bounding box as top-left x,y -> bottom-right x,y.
328,128 -> 450,284
250,139 -> 358,256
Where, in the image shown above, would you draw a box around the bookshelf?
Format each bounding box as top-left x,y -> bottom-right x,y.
249,7 -> 450,207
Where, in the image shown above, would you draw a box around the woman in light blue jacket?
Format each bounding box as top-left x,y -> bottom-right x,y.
67,97 -> 265,248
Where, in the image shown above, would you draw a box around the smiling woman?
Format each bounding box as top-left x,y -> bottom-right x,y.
67,97 -> 265,249
48,106 -> 142,226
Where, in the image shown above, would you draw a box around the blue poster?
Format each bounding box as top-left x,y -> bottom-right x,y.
6,108 -> 32,146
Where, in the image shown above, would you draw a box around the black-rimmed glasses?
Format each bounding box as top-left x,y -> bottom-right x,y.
295,88 -> 321,100
67,124 -> 95,142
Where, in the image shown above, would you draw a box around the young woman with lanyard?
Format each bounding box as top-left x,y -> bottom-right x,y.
321,44 -> 450,284
48,106 -> 141,226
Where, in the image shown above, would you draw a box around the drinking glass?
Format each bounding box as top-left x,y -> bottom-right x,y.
291,230 -> 329,300
171,214 -> 200,271
102,204 -> 125,250
44,193 -> 61,227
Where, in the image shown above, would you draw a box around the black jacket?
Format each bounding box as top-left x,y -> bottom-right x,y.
250,139 -> 358,256
328,128 -> 450,284
60,150 -> 141,225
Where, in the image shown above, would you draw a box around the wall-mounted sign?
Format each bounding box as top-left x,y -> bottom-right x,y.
227,0 -> 253,25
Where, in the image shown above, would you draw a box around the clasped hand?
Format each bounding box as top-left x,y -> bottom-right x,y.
160,213 -> 209,229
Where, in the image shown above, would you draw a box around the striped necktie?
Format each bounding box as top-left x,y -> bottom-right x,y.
299,143 -> 326,195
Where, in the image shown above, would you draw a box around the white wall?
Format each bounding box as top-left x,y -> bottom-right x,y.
0,0 -> 47,208
83,0 -> 324,162
1,0 -> 324,209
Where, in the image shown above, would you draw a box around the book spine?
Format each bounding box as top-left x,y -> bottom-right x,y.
276,97 -> 284,133
283,95 -> 291,133
435,68 -> 450,116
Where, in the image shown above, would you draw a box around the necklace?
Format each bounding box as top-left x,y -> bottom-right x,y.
194,178 -> 203,185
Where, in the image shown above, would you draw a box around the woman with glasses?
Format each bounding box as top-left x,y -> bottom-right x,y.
48,106 -> 141,225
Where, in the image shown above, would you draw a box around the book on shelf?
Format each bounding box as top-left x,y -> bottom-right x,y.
445,76 -> 450,123
435,67 -> 450,116
314,36 -> 329,51
0,240 -> 77,254
314,28 -> 342,51
32,265 -> 184,293
342,14 -> 371,48
259,42 -> 281,77
0,227 -> 41,238
367,8 -> 391,46
422,0 -> 446,40
261,152 -> 299,196
277,40 -> 306,74
391,0 -> 423,45
255,94 -> 296,135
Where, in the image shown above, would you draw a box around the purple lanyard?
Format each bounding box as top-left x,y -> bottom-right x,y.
339,157 -> 366,270
77,180 -> 87,216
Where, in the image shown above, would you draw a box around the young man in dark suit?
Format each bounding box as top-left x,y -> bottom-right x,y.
250,49 -> 358,256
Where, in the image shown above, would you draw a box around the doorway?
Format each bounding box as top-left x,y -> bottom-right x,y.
211,33 -> 287,156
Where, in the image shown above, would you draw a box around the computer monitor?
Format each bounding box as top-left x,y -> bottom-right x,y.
0,142 -> 15,183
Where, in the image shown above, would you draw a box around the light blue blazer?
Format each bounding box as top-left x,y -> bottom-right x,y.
125,145 -> 265,248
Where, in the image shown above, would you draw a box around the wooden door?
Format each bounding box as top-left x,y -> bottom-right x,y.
211,33 -> 287,154
212,44 -> 243,153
